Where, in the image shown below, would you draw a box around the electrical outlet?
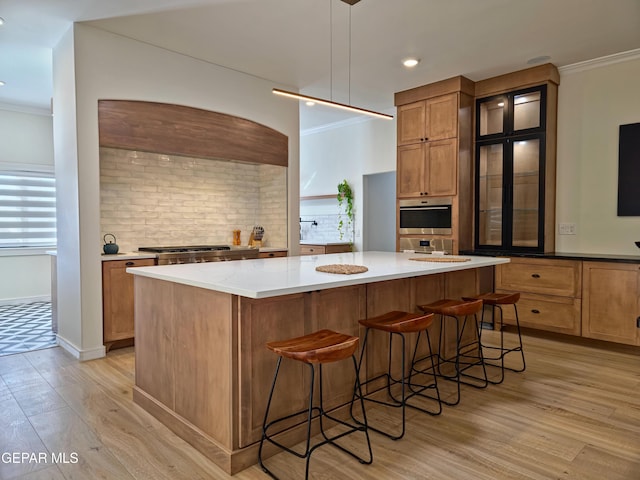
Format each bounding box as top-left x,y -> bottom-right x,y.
558,223 -> 576,235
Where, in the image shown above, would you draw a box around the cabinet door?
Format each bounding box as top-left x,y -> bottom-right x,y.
397,144 -> 426,197
103,258 -> 155,344
425,93 -> 458,141
398,141 -> 457,198
397,101 -> 426,145
397,94 -> 458,146
427,139 -> 457,196
582,262 -> 640,346
475,135 -> 544,251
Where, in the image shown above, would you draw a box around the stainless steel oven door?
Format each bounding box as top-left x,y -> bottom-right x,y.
398,198 -> 452,235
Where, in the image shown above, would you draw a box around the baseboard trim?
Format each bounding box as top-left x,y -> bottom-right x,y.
0,295 -> 51,307
56,335 -> 106,361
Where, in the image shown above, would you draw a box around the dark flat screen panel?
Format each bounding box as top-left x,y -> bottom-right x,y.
618,122 -> 640,216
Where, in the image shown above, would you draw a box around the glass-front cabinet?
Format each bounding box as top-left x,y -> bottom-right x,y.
475,85 -> 547,252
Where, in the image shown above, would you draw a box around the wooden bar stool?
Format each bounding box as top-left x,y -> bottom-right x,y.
417,299 -> 488,406
463,292 -> 526,384
258,329 -> 373,480
350,311 -> 441,441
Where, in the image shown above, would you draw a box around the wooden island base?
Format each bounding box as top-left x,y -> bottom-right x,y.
133,267 -> 492,474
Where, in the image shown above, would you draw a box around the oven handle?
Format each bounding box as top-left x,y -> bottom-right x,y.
399,206 -> 450,211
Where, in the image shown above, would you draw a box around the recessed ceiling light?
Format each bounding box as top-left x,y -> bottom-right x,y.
402,58 -> 420,68
305,101 -> 315,107
0,17 -> 5,26
0,81 -> 5,87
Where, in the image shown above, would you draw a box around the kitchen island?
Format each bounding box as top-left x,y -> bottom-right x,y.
127,251 -> 509,474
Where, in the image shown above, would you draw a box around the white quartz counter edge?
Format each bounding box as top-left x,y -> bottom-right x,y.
127,251 -> 509,299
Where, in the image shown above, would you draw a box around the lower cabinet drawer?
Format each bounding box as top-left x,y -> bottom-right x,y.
496,258 -> 582,297
497,291 -> 581,336
300,245 -> 326,255
258,250 -> 288,258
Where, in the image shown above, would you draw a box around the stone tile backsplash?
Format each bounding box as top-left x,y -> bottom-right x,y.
100,147 -> 287,252
299,214 -> 352,243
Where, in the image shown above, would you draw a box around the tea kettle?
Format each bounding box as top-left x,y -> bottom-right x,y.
103,234 -> 119,255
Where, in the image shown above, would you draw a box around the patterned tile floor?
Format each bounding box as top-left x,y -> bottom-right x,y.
0,301 -> 57,356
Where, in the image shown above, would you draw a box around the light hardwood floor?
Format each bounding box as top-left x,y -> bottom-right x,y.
1,330 -> 639,480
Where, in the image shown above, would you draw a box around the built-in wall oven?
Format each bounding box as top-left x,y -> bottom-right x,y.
398,197 -> 453,235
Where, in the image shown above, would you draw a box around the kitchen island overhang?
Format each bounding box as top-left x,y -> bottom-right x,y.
127,252 -> 509,474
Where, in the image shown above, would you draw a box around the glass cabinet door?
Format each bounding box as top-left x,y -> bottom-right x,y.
477,143 -> 503,246
477,86 -> 546,140
511,138 -> 541,248
478,96 -> 506,137
475,135 -> 544,251
513,90 -> 543,132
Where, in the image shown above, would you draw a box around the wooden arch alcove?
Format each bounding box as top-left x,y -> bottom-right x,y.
98,100 -> 288,167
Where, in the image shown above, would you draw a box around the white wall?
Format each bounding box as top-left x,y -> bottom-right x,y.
556,51 -> 640,255
299,117 -> 396,251
52,24 -> 300,359
0,108 -> 54,304
0,109 -> 53,165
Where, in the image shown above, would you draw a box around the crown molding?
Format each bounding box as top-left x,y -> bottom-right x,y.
559,48 -> 640,75
0,101 -> 52,116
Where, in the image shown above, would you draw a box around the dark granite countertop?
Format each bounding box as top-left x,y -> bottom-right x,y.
460,250 -> 640,264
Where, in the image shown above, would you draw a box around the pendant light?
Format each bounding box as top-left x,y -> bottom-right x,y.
272,0 -> 393,120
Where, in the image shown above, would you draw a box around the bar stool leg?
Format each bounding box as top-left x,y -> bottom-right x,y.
435,312 -> 488,406
407,329 -> 442,415
435,314 -> 462,406
351,327 -> 441,440
260,354 -> 372,480
478,303 -> 526,385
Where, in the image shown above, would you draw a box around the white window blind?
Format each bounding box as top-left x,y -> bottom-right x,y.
0,171 -> 56,248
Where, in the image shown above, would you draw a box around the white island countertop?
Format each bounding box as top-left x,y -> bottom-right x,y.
127,251 -> 509,299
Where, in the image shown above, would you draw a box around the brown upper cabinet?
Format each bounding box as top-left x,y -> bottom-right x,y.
397,93 -> 458,146
397,95 -> 459,197
397,139 -> 457,197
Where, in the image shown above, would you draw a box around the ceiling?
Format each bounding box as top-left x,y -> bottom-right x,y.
1,0 -> 639,130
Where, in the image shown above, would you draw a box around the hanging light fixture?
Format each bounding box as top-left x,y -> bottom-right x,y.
272,0 -> 393,120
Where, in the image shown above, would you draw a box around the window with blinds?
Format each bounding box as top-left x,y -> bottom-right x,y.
0,172 -> 56,248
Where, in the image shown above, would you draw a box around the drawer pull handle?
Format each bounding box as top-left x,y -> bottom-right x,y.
531,273 -> 540,278
531,309 -> 540,314
125,261 -> 134,266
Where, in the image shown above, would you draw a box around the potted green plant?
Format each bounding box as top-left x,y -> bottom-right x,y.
337,179 -> 354,241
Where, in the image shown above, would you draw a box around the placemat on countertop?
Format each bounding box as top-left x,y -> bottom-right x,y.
315,264 -> 369,274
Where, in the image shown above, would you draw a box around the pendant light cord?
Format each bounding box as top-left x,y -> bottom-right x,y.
348,6 -> 351,105
330,0 -> 333,102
